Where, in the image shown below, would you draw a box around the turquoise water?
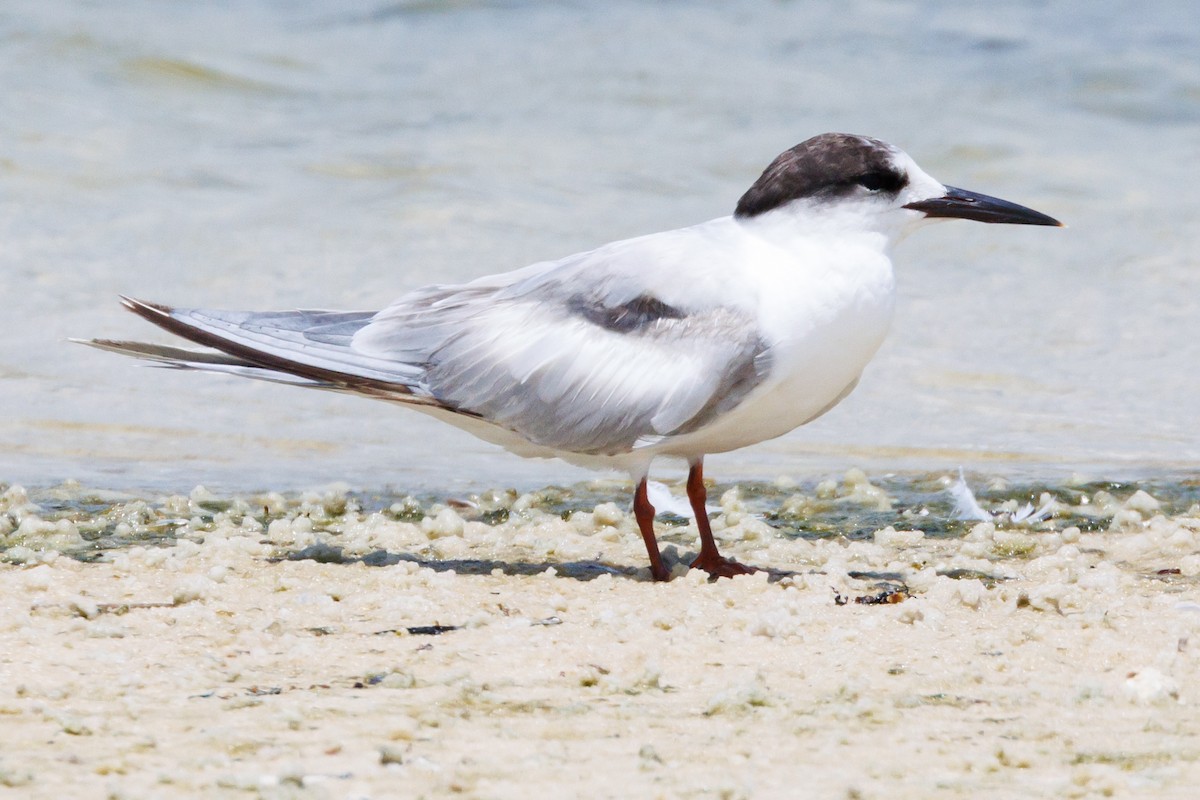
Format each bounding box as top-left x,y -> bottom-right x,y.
1,0 -> 1198,492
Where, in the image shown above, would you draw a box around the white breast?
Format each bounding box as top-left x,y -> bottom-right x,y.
653,224 -> 897,459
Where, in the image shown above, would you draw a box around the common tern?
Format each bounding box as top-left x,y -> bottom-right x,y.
83,133 -> 1061,581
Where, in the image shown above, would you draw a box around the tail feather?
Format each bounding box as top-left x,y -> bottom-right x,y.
81,338 -> 261,368
80,297 -> 441,405
119,297 -> 417,382
75,338 -> 336,387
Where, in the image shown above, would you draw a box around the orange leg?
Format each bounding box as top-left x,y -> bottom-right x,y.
686,460 -> 757,579
633,477 -> 670,581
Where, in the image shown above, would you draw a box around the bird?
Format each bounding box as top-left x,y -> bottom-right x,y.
81,133 -> 1061,581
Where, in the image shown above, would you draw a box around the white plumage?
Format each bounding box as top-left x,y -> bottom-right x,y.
82,133 -> 1061,580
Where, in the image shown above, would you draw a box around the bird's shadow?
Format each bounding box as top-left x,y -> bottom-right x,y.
277,542 -> 802,584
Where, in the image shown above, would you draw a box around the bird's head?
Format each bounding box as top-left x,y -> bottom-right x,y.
734,133 -> 1061,243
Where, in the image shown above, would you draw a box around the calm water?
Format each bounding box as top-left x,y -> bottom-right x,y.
1,0 -> 1198,493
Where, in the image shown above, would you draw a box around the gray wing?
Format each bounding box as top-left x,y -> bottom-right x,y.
92,230 -> 772,457
353,269 -> 772,455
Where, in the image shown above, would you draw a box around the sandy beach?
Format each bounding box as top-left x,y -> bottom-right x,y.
3,472 -> 1200,799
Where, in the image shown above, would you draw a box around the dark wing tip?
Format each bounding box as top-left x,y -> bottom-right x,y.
120,296 -> 175,320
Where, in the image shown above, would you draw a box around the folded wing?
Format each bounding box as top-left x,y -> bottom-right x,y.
354,277 -> 770,454
88,243 -> 771,456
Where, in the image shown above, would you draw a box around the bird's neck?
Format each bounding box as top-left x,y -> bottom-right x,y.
735,205 -> 896,255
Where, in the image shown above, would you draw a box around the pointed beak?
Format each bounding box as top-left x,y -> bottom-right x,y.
904,186 -> 1062,227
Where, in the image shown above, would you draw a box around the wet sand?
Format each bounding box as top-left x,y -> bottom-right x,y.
3,472 -> 1200,798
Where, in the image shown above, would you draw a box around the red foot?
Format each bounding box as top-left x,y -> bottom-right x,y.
648,563 -> 670,582
690,551 -> 759,579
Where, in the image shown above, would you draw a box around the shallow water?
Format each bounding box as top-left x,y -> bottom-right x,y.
2,0 -> 1198,493
5,471 -> 1199,568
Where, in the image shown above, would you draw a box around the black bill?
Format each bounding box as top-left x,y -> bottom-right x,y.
904,186 -> 1062,227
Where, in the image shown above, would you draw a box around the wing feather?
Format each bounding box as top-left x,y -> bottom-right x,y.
100,219 -> 771,457
352,258 -> 770,455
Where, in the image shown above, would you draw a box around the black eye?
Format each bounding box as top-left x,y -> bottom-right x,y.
856,170 -> 905,192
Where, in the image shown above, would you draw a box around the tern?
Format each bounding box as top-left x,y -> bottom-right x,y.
82,133 -> 1061,581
